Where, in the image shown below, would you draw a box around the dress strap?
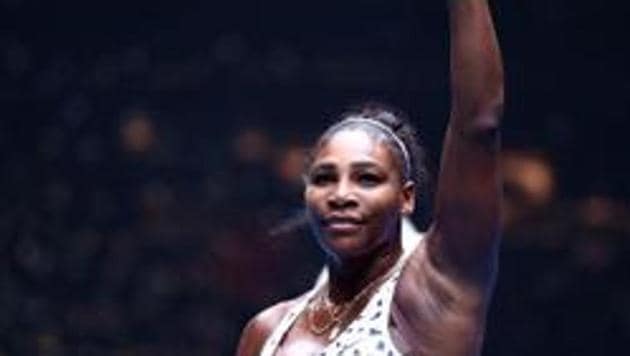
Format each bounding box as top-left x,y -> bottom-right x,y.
259,287 -> 321,356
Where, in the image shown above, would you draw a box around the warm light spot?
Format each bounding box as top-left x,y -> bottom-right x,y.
579,196 -> 617,227
503,151 -> 555,206
502,150 -> 555,227
276,145 -> 307,184
232,128 -> 271,163
120,112 -> 156,154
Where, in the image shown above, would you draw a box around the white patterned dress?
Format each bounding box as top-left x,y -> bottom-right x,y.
260,221 -> 424,356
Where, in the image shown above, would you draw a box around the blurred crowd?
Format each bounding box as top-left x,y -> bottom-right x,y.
3,98 -> 630,355
3,1 -> 630,355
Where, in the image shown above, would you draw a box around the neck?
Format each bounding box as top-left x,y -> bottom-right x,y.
325,237 -> 402,304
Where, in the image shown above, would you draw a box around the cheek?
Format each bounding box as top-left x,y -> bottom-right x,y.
304,187 -> 325,215
368,195 -> 402,237
362,189 -> 400,216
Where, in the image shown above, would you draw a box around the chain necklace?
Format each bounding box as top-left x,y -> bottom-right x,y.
306,261 -> 400,340
307,293 -> 347,338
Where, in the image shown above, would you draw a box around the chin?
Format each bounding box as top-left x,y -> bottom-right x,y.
317,232 -> 372,259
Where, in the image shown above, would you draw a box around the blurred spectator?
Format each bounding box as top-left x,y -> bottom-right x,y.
2,1 -> 629,355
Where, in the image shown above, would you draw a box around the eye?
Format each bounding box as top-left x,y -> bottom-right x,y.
356,173 -> 382,187
309,172 -> 336,186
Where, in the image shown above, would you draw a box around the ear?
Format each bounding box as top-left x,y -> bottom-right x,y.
400,181 -> 416,216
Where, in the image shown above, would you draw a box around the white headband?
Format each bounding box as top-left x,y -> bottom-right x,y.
325,117 -> 412,180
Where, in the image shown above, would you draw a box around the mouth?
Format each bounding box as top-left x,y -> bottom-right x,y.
323,215 -> 364,234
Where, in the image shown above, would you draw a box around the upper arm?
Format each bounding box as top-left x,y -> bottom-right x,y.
428,118 -> 501,285
236,302 -> 292,356
393,115 -> 502,343
236,316 -> 267,356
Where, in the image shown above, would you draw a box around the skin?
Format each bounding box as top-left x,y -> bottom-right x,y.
237,0 -> 504,354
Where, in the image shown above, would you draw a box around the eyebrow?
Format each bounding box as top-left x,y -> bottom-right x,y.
310,160 -> 382,172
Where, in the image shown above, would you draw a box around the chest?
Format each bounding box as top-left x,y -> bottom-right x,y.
273,316 -> 329,356
274,304 -> 405,356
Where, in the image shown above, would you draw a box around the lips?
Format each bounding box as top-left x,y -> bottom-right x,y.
323,214 -> 364,234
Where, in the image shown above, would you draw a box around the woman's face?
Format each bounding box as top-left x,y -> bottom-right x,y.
305,129 -> 414,258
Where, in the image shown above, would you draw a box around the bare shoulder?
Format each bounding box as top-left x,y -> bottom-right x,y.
235,296 -> 304,356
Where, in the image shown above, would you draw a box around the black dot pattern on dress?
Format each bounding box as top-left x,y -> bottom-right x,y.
369,328 -> 382,336
370,311 -> 382,320
303,259 -> 407,355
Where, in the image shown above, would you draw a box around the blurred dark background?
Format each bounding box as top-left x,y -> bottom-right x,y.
2,0 -> 629,355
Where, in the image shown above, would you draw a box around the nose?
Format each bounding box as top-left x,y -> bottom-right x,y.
327,179 -> 357,209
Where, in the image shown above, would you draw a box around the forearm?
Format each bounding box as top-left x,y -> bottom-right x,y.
448,0 -> 504,129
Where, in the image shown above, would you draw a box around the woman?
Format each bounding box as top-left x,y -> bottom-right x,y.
237,0 -> 504,354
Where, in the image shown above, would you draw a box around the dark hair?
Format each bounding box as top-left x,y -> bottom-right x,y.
308,102 -> 429,197
270,102 -> 431,237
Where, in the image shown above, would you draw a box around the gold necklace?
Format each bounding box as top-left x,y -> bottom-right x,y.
306,262 -> 399,340
307,294 -> 347,336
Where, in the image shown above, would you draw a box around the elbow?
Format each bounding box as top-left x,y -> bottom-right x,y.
477,86 -> 505,127
452,84 -> 505,130
460,114 -> 501,144
463,89 -> 504,138
487,86 -> 505,121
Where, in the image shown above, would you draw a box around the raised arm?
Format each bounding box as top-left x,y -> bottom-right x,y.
427,0 -> 504,286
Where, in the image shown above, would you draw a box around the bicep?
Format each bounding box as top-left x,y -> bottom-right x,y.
428,117 -> 501,285
236,317 -> 266,356
236,301 -> 294,356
